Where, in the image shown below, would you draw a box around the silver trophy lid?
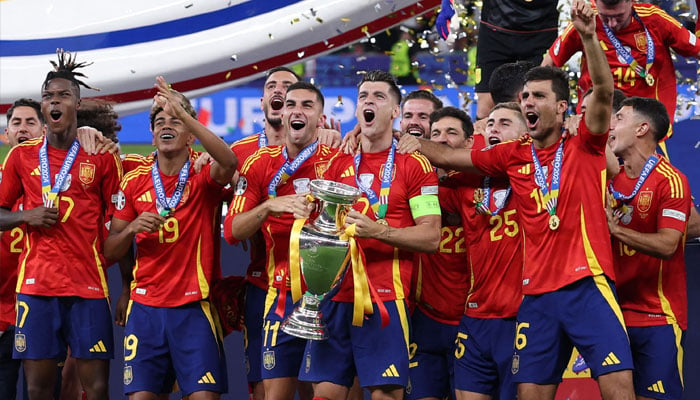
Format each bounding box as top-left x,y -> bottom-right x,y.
310,179 -> 361,204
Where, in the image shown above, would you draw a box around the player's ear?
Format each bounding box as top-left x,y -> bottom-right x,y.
391,104 -> 400,119
557,100 -> 568,117
636,121 -> 650,138
186,133 -> 195,146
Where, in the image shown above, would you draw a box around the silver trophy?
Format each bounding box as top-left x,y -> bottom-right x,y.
280,179 -> 361,340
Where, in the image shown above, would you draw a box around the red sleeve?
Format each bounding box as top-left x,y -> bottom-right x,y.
0,148 -> 24,209
658,8 -> 700,56
578,117 -> 609,155
657,174 -> 691,233
102,153 -> 123,218
470,142 -> 514,178
114,175 -> 138,222
548,24 -> 582,66
406,153 -> 439,201
438,185 -> 459,214
223,156 -> 267,244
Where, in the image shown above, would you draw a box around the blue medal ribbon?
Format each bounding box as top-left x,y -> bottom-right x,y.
478,177 -> 512,216
151,151 -> 190,217
258,130 -> 268,148
609,154 -> 659,201
353,139 -> 396,220
531,139 -> 564,217
40,137 -> 80,208
267,141 -> 318,198
601,12 -> 655,83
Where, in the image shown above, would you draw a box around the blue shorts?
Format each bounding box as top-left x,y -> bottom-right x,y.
512,276 -> 633,384
123,300 -> 228,395
244,283 -> 266,383
299,299 -> 411,389
406,307 -> 458,400
454,315 -> 517,400
260,287 -> 307,380
629,325 -> 684,400
13,294 -> 113,360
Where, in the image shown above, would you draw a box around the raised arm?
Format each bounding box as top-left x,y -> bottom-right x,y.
396,134 -> 480,174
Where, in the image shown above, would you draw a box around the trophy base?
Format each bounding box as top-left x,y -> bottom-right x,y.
280,293 -> 328,341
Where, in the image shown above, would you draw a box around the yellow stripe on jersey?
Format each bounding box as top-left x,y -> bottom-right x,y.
657,161 -> 684,199
16,233 -> 31,293
112,153 -> 124,180
241,147 -> 282,174
395,299 -> 411,353
120,166 -> 151,190
196,235 -> 210,299
200,300 -> 224,344
636,6 -> 682,27
656,261 -> 679,329
560,23 -> 576,41
125,299 -> 134,325
392,248 -> 405,300
601,169 -> 607,207
263,287 -> 278,319
232,134 -> 259,148
670,320 -> 684,386
410,153 -> 433,174
592,275 -> 627,332
414,258 -> 423,302
92,238 -> 109,297
131,260 -> 140,292
265,224 -> 276,289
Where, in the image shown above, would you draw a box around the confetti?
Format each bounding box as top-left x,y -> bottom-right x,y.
340,17 -> 351,23
226,71 -> 231,79
268,33 -> 274,40
290,17 -> 300,24
230,54 -> 238,61
297,51 -> 305,58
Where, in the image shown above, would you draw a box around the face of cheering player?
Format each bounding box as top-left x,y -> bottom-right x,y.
521,80 -> 567,144
41,78 -> 80,137
430,116 -> 473,150
262,71 -> 299,127
485,107 -> 526,145
5,106 -> 46,147
609,105 -> 644,157
356,81 -> 400,142
151,110 -> 194,155
283,88 -> 323,150
401,99 -> 437,138
595,0 -> 633,32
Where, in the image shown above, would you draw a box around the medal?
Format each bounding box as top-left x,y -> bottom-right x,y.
645,73 -> 654,86
376,218 -> 388,226
39,138 -> 81,208
478,177 -> 512,216
473,188 -> 485,203
548,214 -> 560,231
151,151 -> 190,217
268,141 -> 318,198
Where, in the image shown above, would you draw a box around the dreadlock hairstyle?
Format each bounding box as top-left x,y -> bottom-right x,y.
43,49 -> 97,97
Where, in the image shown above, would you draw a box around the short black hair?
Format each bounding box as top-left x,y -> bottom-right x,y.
43,49 -> 95,98
619,97 -> 669,142
489,61 -> 535,104
286,81 -> 325,109
582,88 -> 627,113
429,106 -> 474,139
524,66 -> 569,104
358,70 -> 402,105
149,89 -> 197,130
402,90 -> 443,111
265,66 -> 301,82
77,99 -> 122,143
7,98 -> 44,125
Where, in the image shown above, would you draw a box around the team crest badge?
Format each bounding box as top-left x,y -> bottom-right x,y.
263,350 -> 276,370
637,190 -> 653,213
235,176 -> 248,196
123,365 -> 133,385
14,333 -> 26,352
511,354 -> 520,374
314,161 -> 329,178
358,173 -> 374,189
293,178 -> 311,194
114,190 -> 126,211
179,181 -> 192,204
634,33 -> 647,52
55,173 -> 72,192
79,162 -> 95,185
305,353 -> 312,373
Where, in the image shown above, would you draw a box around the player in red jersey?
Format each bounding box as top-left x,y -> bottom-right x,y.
400,90 -> 443,138
438,102 -> 526,400
298,70 -> 441,400
407,106 -> 472,400
607,97 -> 691,399
543,0 -> 700,140
398,2 -> 636,399
105,76 -> 236,398
0,51 -> 123,400
224,81 -> 337,400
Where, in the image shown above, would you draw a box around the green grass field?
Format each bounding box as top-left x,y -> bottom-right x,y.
0,143 -> 206,160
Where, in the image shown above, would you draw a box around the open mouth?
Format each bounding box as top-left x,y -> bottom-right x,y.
406,126 -> 423,137
488,136 -> 501,145
270,97 -> 284,111
160,132 -> 175,140
363,109 -> 375,123
49,110 -> 62,122
290,120 -> 306,130
525,112 -> 539,128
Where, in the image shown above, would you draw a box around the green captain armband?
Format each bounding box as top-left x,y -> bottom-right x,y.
409,194 -> 441,219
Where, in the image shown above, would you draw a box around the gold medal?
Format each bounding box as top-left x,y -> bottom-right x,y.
376,218 -> 388,226
645,73 -> 654,86
548,214 -> 560,231
473,188 -> 485,203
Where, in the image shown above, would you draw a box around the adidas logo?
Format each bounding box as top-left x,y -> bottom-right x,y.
647,380 -> 665,394
197,372 -> 217,384
340,166 -> 355,178
137,192 -> 153,202
30,167 -> 40,176
601,352 -> 621,366
517,164 -> 531,175
381,364 -> 400,378
88,340 -> 108,353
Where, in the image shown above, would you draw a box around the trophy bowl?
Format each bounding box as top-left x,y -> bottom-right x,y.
280,179 -> 362,340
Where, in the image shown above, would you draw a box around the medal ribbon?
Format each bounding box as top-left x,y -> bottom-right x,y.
602,11 -> 655,81
531,139 -> 564,217
479,177 -> 513,216
40,137 -> 80,208
258,130 -> 268,148
267,141 -> 318,198
609,154 -> 659,201
353,139 -> 396,220
151,152 -> 190,216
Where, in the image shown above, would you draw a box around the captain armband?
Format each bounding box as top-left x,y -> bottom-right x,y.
409,194 -> 441,219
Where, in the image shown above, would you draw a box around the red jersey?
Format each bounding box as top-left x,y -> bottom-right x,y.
440,173 -> 523,318
230,133 -> 268,290
610,158 -> 690,329
549,3 -> 700,128
0,137 -> 122,298
121,153 -> 151,174
322,149 -> 439,302
224,143 -> 337,294
114,158 -> 225,307
0,164 -> 23,330
471,121 -> 614,295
